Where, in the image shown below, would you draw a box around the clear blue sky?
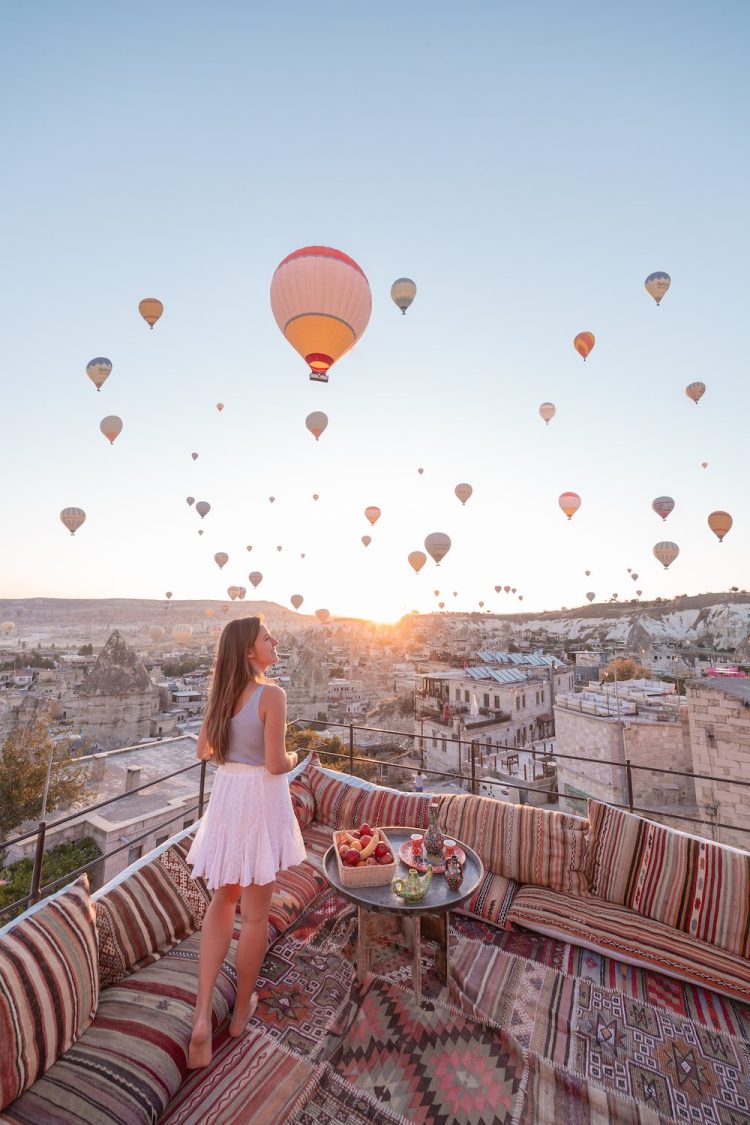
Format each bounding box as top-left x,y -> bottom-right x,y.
1,2 -> 748,621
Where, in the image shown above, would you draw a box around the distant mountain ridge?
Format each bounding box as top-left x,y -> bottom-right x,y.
0,597 -> 306,629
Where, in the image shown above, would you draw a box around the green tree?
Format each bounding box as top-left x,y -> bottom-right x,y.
286,727 -> 378,782
0,721 -> 88,843
77,644 -> 94,656
0,837 -> 102,920
601,657 -> 648,683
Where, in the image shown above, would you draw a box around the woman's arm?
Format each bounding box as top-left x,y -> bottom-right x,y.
261,685 -> 298,774
196,723 -> 212,760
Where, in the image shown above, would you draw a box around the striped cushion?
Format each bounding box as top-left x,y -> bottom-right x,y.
300,820 -> 337,874
268,859 -> 327,936
455,872 -> 518,929
1,930 -> 235,1124
95,859 -> 196,989
439,794 -> 588,895
507,884 -> 750,1003
0,876 -> 98,1112
156,838 -> 212,927
586,799 -> 750,959
290,770 -> 316,831
308,768 -> 431,831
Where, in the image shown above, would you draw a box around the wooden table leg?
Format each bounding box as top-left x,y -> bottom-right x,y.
434,911 -> 449,984
404,915 -> 422,1006
357,905 -> 370,987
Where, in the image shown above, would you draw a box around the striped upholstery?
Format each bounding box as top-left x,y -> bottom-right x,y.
438,794 -> 588,895
300,820 -> 337,874
268,859 -> 327,936
95,858 -> 196,989
308,767 -> 431,830
0,877 -> 98,1112
290,770 -> 316,830
507,884 -> 750,1003
456,872 -> 518,929
1,930 -> 235,1125
586,800 -> 750,959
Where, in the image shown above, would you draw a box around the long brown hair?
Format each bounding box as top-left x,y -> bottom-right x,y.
204,616 -> 263,764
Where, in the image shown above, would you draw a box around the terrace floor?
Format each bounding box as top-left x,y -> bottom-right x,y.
162,887 -> 750,1124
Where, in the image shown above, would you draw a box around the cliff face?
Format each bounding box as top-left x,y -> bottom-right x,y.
80,631 -> 152,696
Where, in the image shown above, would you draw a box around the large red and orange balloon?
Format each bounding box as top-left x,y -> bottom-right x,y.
270,246 -> 372,383
573,332 -> 595,360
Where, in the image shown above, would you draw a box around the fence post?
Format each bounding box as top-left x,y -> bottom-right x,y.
198,760 -> 207,816
30,821 -> 47,905
470,742 -> 476,796
349,724 -> 354,776
625,759 -> 634,812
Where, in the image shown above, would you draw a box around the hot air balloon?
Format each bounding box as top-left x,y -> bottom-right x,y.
455,483 -> 473,506
86,357 -> 112,391
391,278 -> 417,315
478,600 -> 484,608
652,496 -> 675,521
246,545 -> 253,552
276,545 -> 283,552
149,625 -> 165,641
205,608 -> 215,618
434,590 -> 440,596
227,586 -> 238,600
138,298 -> 163,329
701,462 -> 708,469
100,415 -> 122,445
653,541 -> 679,569
1,621 -> 16,636
305,411 -> 328,441
708,511 -> 733,542
291,594 -> 304,610
408,551 -> 427,574
315,608 -> 330,624
539,402 -> 556,425
511,587 -> 516,594
574,332 -> 595,360
249,571 -> 263,588
586,592 -> 595,602
494,585 -> 501,593
364,506 -> 381,526
686,382 -> 706,404
191,452 -> 199,461
453,591 -> 458,597
631,573 -> 639,582
417,467 -> 424,475
173,624 -> 193,642
198,530 -> 204,537
237,587 -> 246,600
214,552 -> 229,569
60,507 -> 86,535
424,532 -> 451,565
186,496 -> 195,506
312,493 -> 319,501
361,535 -> 372,547
518,596 -> 523,602
558,492 -> 581,520
636,589 -> 642,596
269,496 -> 275,504
221,604 -> 229,615
165,591 -> 173,600
195,501 -> 210,519
645,272 -> 671,306
270,246 -> 372,382
300,553 -> 306,558
216,402 -> 224,412
584,570 -> 590,577
438,601 -> 445,609
504,585 -> 510,593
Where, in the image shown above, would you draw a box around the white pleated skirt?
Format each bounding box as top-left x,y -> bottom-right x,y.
186,763 -> 307,890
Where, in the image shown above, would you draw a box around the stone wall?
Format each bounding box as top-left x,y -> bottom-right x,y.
687,681 -> 750,850
72,690 -> 158,749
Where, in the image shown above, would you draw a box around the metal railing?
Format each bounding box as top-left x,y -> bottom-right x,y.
2,714 -> 749,923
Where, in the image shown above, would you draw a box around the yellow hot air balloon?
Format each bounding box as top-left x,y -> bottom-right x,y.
364,506 -> 381,526
1,621 -> 16,637
270,246 -> 372,382
86,357 -> 112,391
645,272 -> 671,306
214,552 -> 229,569
305,411 -> 328,441
249,571 -> 263,588
408,551 -> 427,574
60,507 -> 86,535
424,532 -> 451,565
686,382 -> 706,404
315,608 -> 330,624
100,415 -> 123,445
138,298 -> 163,329
205,608 -> 215,618
361,535 -> 372,547
391,277 -> 417,315
173,624 -> 193,641
558,492 -> 581,520
291,594 -> 304,610
574,332 -> 595,360
708,511 -> 733,542
454,483 -> 473,506
539,402 -> 556,425
149,625 -> 165,641
653,541 -> 679,569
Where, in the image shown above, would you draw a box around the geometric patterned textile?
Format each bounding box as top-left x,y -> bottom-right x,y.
507,883 -> 750,1003
438,792 -> 589,895
0,877 -> 98,1113
586,799 -> 750,960
268,859 -> 328,937
156,837 -> 212,927
288,1064 -> 411,1125
290,769 -> 317,831
1,930 -> 236,1125
456,872 -> 518,929
307,768 -> 431,831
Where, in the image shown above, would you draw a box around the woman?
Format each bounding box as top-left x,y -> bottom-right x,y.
186,616 -> 305,1069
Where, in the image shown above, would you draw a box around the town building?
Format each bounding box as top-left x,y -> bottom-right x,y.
686,677 -> 750,851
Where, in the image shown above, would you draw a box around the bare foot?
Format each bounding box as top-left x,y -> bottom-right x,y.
228,991 -> 258,1038
187,1015 -> 212,1069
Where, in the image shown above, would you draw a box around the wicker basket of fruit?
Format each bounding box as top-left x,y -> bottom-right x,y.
333,823 -> 398,887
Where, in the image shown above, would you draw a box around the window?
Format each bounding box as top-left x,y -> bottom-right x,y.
127,845 -> 142,865
493,694 -> 500,708
433,737 -> 437,748
441,738 -> 447,753
515,695 -> 520,710
540,689 -> 544,703
155,834 -> 169,848
455,688 -> 461,701
464,690 -> 470,703
522,694 -> 526,708
483,693 -> 489,708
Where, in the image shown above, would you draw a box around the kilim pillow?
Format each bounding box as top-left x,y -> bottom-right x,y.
439,793 -> 589,895
355,787 -> 432,831
307,767 -> 366,828
0,875 -> 99,1112
95,858 -> 196,989
290,769 -> 316,831
585,799 -> 750,959
156,838 -> 212,926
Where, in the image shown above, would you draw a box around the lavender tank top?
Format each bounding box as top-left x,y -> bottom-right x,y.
224,685 -> 267,766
